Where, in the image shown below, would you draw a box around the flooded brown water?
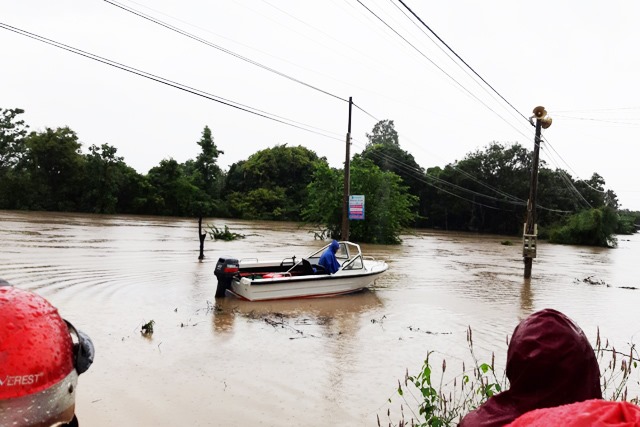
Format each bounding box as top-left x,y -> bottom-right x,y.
1,210 -> 640,426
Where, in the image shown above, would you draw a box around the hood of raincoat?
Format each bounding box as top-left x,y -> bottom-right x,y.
459,308 -> 601,427
329,239 -> 340,253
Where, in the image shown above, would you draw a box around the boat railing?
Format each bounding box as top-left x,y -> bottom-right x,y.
341,254 -> 364,271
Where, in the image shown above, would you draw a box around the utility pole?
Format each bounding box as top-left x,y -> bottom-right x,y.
341,97 -> 353,241
523,106 -> 552,278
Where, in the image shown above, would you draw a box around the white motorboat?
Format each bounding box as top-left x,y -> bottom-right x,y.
214,241 -> 388,301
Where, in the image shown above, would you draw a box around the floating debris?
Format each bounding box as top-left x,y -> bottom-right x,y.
141,320 -> 155,336
407,326 -> 452,335
576,276 -> 609,287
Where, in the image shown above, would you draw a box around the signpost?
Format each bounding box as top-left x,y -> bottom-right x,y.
349,195 -> 365,220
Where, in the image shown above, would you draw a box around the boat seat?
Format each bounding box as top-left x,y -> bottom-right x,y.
300,258 -> 315,275
312,264 -> 328,275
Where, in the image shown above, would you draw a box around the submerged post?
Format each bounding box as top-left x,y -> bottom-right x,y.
523,106 -> 552,278
198,216 -> 206,260
341,97 -> 353,241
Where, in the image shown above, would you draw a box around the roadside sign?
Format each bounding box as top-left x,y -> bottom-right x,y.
349,195 -> 365,220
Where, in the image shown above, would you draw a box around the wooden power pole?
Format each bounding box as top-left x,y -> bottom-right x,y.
523,106 -> 552,278
341,97 -> 353,241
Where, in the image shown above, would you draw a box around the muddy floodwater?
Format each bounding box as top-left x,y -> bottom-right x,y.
2,210 -> 640,426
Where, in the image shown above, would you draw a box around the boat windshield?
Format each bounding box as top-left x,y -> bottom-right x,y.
341,255 -> 364,270
306,241 -> 363,269
335,242 -> 349,260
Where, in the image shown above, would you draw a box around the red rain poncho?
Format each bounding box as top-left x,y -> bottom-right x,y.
506,399 -> 640,426
459,308 -> 602,427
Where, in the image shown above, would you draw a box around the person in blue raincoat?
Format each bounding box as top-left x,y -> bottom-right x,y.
318,240 -> 341,274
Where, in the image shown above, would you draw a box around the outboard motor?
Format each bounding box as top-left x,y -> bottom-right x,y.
214,257 -> 239,298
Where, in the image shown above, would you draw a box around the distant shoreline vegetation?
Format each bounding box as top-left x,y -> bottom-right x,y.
1,108 -> 637,245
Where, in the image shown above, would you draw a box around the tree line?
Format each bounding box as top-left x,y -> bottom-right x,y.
0,108 -> 637,245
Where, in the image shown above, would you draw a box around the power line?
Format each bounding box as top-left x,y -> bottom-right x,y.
351,139 -> 523,207
0,22 -> 345,142
351,136 -> 573,213
352,102 -> 380,123
382,0 -> 597,209
387,0 -> 528,131
387,2 -> 599,209
554,106 -> 640,113
119,0 -> 456,124
103,0 -> 348,103
395,0 -> 529,124
353,0 -> 535,144
553,114 -> 640,127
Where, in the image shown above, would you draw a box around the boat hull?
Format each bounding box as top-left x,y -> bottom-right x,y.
230,263 -> 387,301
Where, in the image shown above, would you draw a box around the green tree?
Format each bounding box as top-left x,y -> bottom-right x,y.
227,187 -> 287,220
0,108 -> 28,171
423,142 -> 531,234
357,120 -> 427,225
23,127 -> 85,211
549,207 -> 619,247
224,144 -> 324,220
147,158 -> 206,216
193,125 -> 224,196
304,158 -> 417,244
81,143 -> 125,214
0,108 -> 29,208
114,165 -> 155,215
302,162 -> 343,237
366,119 -> 399,147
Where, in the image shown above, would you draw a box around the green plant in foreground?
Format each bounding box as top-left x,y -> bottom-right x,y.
386,327 -> 640,427
595,328 -> 639,403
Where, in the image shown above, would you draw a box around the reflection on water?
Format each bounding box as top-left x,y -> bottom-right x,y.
212,290 -> 383,334
2,210 -> 640,426
520,278 -> 534,315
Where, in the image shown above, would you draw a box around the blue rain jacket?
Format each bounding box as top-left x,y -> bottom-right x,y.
318,240 -> 341,274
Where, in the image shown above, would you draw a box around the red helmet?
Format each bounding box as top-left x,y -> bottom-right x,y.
0,284 -> 94,426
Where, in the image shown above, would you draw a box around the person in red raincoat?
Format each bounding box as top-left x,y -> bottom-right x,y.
459,308 -> 602,427
506,399 -> 640,426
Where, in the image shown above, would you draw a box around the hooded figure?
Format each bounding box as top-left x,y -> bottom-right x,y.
459,308 -> 601,427
318,240 -> 341,274
0,280 -> 95,427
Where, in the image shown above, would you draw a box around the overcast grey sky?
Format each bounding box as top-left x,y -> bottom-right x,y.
2,0 -> 640,209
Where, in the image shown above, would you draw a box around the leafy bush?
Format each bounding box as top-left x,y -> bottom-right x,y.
207,225 -> 244,241
549,207 -> 618,247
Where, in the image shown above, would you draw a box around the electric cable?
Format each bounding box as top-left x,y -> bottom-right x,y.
0,22 -> 345,142
387,0 -> 527,130
103,0 -> 348,103
395,0 -> 529,124
350,136 -> 573,213
351,138 -> 524,207
353,0 -> 536,145
387,0 -> 601,208
552,114 -> 640,127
